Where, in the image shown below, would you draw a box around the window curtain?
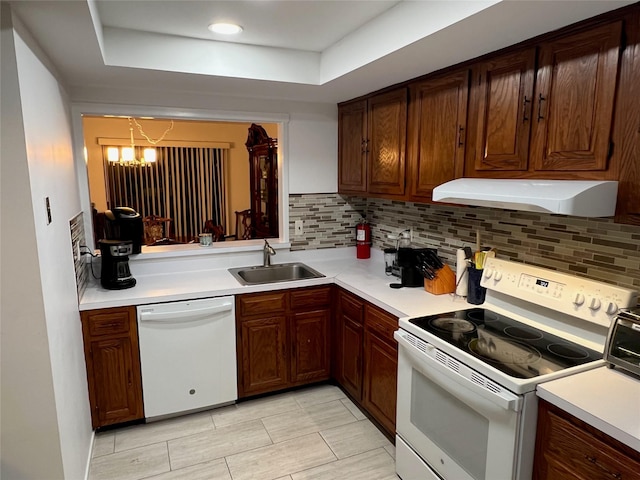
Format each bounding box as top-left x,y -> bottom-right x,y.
104,146 -> 227,242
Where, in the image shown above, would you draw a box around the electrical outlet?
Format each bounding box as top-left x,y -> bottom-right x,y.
294,220 -> 304,236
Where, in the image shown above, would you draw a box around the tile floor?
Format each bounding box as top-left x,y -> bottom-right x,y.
89,384 -> 399,480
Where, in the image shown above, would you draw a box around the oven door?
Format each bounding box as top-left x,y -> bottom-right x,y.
395,330 -> 523,480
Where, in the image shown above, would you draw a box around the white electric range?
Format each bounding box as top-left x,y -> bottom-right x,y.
394,257 -> 638,480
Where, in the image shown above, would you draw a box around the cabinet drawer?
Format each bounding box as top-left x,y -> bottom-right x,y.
546,410 -> 640,480
339,290 -> 364,324
238,292 -> 287,317
364,305 -> 398,344
84,309 -> 131,337
290,286 -> 331,310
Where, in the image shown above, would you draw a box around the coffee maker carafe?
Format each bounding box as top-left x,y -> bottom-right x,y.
99,240 -> 136,290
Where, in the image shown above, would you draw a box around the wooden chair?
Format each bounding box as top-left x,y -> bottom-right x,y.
202,220 -> 226,242
143,215 -> 172,244
235,209 -> 252,240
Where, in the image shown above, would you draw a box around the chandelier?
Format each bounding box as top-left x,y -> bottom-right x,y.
107,117 -> 174,167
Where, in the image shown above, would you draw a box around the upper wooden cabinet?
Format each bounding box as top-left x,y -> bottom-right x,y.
470,49 -> 536,171
338,89 -> 408,197
530,21 -> 622,172
367,89 -> 408,196
337,5 -> 639,223
338,100 -> 368,194
408,70 -> 470,201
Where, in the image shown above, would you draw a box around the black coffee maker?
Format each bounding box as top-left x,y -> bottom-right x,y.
104,207 -> 143,254
99,240 -> 136,290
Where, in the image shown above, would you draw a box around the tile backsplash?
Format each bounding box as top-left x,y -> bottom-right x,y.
288,194 -> 366,250
288,193 -> 640,290
70,212 -> 88,299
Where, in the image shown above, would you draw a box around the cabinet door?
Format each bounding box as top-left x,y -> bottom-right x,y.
471,49 -> 535,171
239,316 -> 288,396
335,289 -> 364,400
338,100 -> 368,193
534,400 -> 640,480
340,316 -> 364,401
363,330 -> 398,436
531,22 -> 622,171
367,89 -> 408,196
87,336 -> 144,428
408,70 -> 469,200
290,309 -> 331,384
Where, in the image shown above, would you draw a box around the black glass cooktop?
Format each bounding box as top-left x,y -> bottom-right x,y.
409,308 -> 602,379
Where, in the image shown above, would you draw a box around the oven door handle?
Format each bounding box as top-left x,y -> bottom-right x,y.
395,331 -> 522,412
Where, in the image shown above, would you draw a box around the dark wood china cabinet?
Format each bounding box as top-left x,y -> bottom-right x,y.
246,123 -> 278,238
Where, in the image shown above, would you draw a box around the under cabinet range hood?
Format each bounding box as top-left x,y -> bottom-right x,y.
432,178 -> 618,217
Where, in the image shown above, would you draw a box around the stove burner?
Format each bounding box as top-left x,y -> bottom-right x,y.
547,343 -> 590,360
407,307 -> 603,380
430,317 -> 476,334
469,337 -> 542,365
504,326 -> 544,341
466,310 -> 500,323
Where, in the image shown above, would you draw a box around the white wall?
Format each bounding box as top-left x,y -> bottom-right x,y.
1,5 -> 93,479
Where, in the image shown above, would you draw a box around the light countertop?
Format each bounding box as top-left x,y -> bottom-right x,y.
80,247 -> 466,316
537,366 -> 640,452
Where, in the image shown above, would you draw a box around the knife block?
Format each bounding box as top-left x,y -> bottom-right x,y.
424,264 -> 456,295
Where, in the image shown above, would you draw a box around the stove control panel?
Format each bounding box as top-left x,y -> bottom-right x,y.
482,258 -> 638,327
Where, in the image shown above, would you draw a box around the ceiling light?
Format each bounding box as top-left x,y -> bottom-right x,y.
208,23 -> 243,35
108,118 -> 173,167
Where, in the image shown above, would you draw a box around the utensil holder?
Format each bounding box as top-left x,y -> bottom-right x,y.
424,264 -> 456,295
467,266 -> 486,304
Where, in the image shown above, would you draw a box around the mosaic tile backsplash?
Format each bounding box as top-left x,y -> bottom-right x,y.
288,193 -> 640,290
70,212 -> 88,300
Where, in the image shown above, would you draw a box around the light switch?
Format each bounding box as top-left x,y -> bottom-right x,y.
295,220 -> 303,235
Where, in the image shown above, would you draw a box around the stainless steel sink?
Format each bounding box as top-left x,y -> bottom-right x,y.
228,262 -> 325,285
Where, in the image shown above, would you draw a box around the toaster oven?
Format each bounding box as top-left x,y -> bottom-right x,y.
604,307 -> 640,377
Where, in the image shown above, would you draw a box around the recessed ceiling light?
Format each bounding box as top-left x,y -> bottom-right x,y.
208,23 -> 243,35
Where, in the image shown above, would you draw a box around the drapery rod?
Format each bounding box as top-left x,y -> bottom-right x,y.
97,138 -> 232,149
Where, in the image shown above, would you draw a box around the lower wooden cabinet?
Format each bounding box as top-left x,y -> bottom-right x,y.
80,306 -> 144,429
291,309 -> 331,384
334,289 -> 365,400
362,304 -> 399,436
236,286 -> 331,398
534,399 -> 640,480
334,287 -> 399,437
239,315 -> 289,395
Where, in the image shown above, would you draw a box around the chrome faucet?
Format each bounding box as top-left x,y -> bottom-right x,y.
263,239 -> 276,267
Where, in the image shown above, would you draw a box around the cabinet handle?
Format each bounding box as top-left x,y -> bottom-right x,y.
522,95 -> 531,122
584,454 -> 622,479
127,370 -> 132,387
364,139 -> 370,154
537,93 -> 546,122
457,125 -> 465,147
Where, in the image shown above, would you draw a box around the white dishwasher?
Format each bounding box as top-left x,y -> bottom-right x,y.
137,296 -> 237,420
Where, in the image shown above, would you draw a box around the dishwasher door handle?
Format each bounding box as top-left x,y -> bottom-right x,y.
139,302 -> 233,323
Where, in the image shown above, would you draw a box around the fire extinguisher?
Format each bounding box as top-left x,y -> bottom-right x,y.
356,218 -> 371,259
